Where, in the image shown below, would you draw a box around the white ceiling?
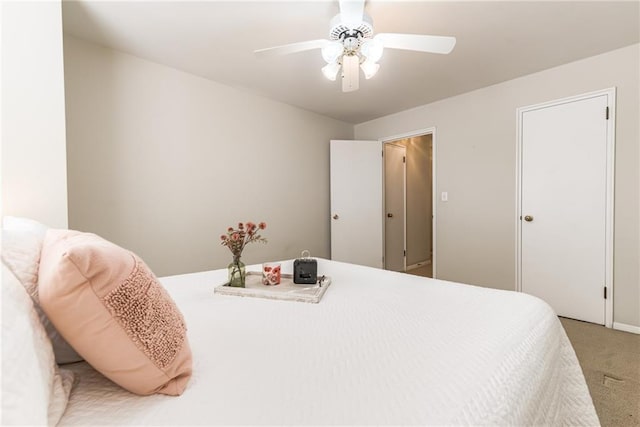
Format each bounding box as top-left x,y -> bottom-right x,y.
62,1 -> 640,124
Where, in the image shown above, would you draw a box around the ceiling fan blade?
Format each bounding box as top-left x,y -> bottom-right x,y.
254,39 -> 329,58
342,54 -> 360,92
339,0 -> 365,29
375,33 -> 457,54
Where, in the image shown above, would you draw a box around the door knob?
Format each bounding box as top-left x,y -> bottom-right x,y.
524,215 -> 534,222
332,214 -> 339,220
387,213 -> 394,218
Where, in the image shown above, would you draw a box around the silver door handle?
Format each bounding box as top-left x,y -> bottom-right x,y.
387,213 -> 394,218
332,214 -> 339,220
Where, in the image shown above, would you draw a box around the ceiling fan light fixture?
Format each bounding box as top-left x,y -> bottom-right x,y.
254,0 -> 457,93
360,60 -> 380,79
321,41 -> 344,64
360,38 -> 384,63
322,62 -> 341,81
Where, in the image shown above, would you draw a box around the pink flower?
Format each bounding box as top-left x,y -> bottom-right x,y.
219,220 -> 267,255
258,222 -> 266,230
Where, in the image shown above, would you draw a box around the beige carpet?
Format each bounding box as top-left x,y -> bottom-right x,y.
560,317 -> 640,426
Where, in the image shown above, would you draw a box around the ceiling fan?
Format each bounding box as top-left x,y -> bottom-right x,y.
254,0 -> 456,92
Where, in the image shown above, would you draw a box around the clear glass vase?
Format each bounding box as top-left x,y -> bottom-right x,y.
227,258 -> 246,288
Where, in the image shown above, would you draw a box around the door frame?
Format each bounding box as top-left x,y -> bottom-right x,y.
380,127 -> 437,277
383,142 -> 407,271
515,88 -> 616,328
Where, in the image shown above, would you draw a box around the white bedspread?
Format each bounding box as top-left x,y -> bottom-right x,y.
60,259 -> 598,425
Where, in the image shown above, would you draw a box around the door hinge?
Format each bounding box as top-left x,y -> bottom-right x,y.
403,250 -> 406,257
606,106 -> 609,120
604,286 -> 608,299
382,150 -> 384,157
403,156 -> 406,163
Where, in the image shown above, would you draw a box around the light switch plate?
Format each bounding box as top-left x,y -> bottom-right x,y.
441,192 -> 448,202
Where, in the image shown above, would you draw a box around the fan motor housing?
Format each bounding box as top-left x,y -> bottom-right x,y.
329,13 -> 373,52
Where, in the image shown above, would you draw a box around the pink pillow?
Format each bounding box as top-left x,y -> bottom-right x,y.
38,229 -> 192,396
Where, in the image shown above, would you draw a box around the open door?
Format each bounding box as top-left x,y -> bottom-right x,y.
330,140 -> 383,268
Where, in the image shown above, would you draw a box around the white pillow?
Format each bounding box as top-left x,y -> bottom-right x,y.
2,218 -> 83,364
1,262 -> 75,426
2,216 -> 49,234
1,226 -> 42,297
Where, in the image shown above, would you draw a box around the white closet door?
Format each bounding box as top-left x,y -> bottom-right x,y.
519,93 -> 611,325
330,140 -> 383,268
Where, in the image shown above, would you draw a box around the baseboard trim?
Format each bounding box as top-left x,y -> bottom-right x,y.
613,322 -> 640,335
406,260 -> 432,271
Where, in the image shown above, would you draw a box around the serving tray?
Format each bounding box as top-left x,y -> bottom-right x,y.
214,272 -> 332,304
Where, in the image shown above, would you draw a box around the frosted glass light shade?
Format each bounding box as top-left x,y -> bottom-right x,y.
360,60 -> 380,79
322,62 -> 341,81
321,41 -> 344,64
360,38 -> 383,63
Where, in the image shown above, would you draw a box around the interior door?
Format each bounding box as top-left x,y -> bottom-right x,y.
519,94 -> 610,325
330,140 -> 383,268
384,143 -> 406,271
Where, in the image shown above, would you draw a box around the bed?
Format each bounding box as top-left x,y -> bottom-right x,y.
2,218 -> 598,426
55,258 -> 598,426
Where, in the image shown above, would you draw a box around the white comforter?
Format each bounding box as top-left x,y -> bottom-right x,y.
60,259 -> 598,425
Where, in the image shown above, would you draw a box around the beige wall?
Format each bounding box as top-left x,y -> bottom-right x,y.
63,36 -> 353,276
1,1 -> 68,228
395,135 -> 432,266
355,44 -> 640,328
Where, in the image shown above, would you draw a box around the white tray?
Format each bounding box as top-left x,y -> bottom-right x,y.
214,272 -> 332,304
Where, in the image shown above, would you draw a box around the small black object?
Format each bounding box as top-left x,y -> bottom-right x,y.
318,275 -> 326,287
294,251 -> 317,285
